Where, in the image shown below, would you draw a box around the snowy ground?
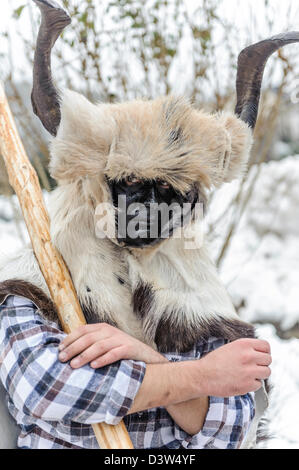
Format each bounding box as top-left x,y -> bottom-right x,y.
0,157 -> 299,448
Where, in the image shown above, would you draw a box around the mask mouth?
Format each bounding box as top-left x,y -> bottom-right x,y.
115,205 -> 195,248
117,236 -> 162,249
116,218 -> 168,248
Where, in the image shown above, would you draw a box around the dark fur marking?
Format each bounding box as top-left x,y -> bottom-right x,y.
256,416 -> 274,446
177,152 -> 190,158
168,127 -> 183,146
132,282 -> 154,320
80,301 -> 117,327
113,273 -> 126,286
0,279 -> 59,325
80,302 -> 100,324
154,316 -> 256,353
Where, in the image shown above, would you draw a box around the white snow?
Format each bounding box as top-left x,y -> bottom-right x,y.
0,195 -> 29,256
255,324 -> 299,449
0,157 -> 299,448
208,156 -> 299,448
209,156 -> 299,331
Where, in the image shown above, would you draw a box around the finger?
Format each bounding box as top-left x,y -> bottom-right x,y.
59,331 -> 108,362
252,340 -> 271,354
69,340 -> 116,368
89,346 -> 128,369
59,324 -> 103,351
255,352 -> 272,366
255,366 -> 271,380
252,380 -> 263,392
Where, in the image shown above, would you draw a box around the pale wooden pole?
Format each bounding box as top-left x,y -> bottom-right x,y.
0,82 -> 134,450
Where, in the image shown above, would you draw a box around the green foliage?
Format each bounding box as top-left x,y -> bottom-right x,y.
13,5 -> 26,19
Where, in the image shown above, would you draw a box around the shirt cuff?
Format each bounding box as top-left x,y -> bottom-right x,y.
104,359 -> 147,425
173,394 -> 255,449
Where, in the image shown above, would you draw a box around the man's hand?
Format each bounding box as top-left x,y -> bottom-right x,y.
58,323 -> 166,368
130,338 -> 272,418
196,338 -> 272,397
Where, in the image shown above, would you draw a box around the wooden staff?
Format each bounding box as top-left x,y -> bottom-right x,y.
0,82 -> 134,450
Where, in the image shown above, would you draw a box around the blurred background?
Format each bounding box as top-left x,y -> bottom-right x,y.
0,0 -> 299,448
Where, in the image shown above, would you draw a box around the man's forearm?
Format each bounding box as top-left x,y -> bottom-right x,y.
128,360 -> 209,435
127,350 -> 209,435
166,397 -> 209,436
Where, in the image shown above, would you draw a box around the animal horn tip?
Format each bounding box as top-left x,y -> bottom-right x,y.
33,0 -> 71,23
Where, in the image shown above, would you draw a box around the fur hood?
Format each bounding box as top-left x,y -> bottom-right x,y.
50,91 -> 253,194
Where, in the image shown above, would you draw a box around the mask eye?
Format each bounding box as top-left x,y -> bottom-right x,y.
125,176 -> 142,186
158,180 -> 170,189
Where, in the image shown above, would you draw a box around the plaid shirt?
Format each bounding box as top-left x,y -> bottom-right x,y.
0,295 -> 255,449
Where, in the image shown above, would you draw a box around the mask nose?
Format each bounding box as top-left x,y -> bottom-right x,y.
144,187 -> 156,208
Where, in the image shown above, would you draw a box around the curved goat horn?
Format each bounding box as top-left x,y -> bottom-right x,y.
31,0 -> 71,136
235,32 -> 299,129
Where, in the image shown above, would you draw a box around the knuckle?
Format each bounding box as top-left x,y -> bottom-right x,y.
126,346 -> 134,358
94,341 -> 104,355
244,368 -> 255,382
234,338 -> 246,348
77,325 -> 86,335
244,380 -> 258,394
125,341 -> 134,354
260,340 -> 271,352
109,350 -> 118,362
85,332 -> 96,343
81,337 -> 90,349
101,323 -> 114,334
65,345 -> 74,356
265,367 -> 272,378
239,338 -> 252,347
253,381 -> 262,392
63,346 -> 71,356
241,351 -> 252,364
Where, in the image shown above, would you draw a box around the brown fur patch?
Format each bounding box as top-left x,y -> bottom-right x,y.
154,316 -> 256,353
80,301 -> 117,327
0,279 -> 59,325
132,282 -> 155,320
0,280 -> 118,331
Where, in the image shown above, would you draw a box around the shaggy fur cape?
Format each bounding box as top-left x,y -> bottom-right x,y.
0,91 -> 268,447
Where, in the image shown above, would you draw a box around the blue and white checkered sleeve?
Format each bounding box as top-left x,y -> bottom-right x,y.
0,295 -> 146,426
